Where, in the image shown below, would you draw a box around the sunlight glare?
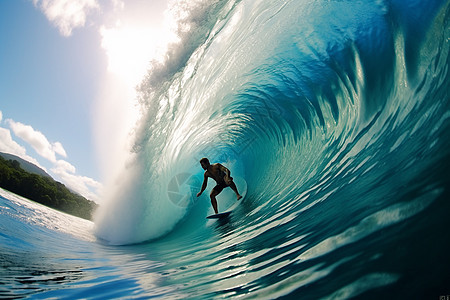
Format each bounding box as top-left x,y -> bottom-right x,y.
100,22 -> 166,87
95,1 -> 180,184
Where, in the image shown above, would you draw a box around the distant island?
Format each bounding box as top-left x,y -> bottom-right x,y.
0,153 -> 98,220
0,152 -> 51,178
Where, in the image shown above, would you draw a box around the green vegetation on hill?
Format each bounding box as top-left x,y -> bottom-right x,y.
0,156 -> 97,220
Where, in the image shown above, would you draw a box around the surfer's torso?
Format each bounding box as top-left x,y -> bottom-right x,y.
206,163 -> 228,184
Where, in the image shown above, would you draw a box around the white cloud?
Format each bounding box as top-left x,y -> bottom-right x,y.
54,159 -> 76,173
52,141 -> 67,157
0,127 -> 48,172
33,0 -> 99,36
1,115 -> 101,201
51,159 -> 102,202
111,0 -> 124,11
7,119 -> 67,163
0,127 -> 28,158
0,111 -> 3,122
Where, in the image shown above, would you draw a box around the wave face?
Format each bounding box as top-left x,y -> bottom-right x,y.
94,0 -> 450,297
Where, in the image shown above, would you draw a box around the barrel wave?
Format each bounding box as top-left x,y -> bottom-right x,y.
93,0 -> 450,298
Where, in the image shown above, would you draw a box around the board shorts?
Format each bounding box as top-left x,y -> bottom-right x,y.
212,181 -> 229,193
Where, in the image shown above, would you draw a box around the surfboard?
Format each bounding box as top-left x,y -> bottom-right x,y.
205,176 -> 247,220
207,211 -> 231,219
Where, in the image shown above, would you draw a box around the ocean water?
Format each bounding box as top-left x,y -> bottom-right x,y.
2,0 -> 450,298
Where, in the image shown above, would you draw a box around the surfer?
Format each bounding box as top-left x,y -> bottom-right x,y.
196,157 -> 242,214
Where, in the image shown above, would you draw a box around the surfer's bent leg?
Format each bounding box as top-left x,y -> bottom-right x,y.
228,181 -> 242,200
210,187 -> 221,214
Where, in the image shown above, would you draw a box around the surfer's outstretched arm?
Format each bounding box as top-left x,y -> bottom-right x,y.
197,173 -> 208,197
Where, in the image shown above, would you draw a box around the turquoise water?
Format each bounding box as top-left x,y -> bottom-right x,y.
2,0 -> 450,298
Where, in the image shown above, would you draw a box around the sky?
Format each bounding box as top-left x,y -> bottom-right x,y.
0,0 -> 176,202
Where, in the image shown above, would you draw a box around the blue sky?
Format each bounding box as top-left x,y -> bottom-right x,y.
0,0 -> 172,202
